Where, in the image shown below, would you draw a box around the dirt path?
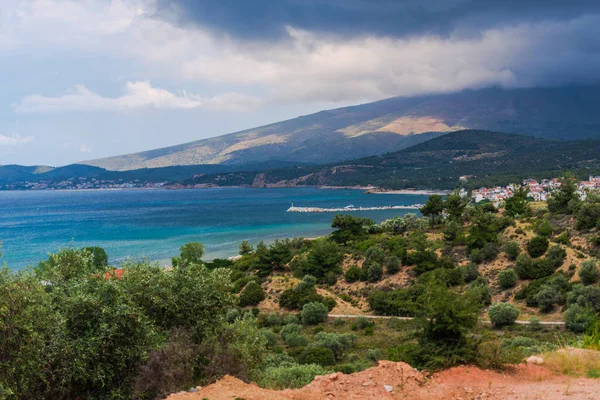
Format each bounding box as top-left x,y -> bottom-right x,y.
168,361 -> 598,400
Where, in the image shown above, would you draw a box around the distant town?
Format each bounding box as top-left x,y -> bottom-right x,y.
467,175 -> 600,203
1,177 -> 169,191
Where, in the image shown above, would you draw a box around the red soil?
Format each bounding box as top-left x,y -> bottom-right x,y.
167,361 -> 600,400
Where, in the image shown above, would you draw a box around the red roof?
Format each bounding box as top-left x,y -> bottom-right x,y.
104,268 -> 125,280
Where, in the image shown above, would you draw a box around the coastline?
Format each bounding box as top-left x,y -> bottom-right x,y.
365,188 -> 449,195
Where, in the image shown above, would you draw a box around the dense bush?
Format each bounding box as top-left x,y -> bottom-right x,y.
514,253 -> 556,280
239,281 -> 265,307
363,261 -> 383,282
545,246 -> 567,269
298,347 -> 336,366
461,263 -> 480,283
567,284 -> 600,312
527,236 -> 549,258
283,314 -> 300,325
385,255 -> 401,275
280,324 -> 308,347
301,302 -> 329,325
344,265 -> 361,282
498,269 -> 518,289
534,285 -> 563,312
503,241 -> 521,261
564,304 -> 598,333
579,260 -> 600,285
488,303 -> 520,327
280,275 -> 332,310
313,332 -> 357,360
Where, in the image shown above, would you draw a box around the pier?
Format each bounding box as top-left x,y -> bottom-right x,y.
287,204 -> 422,213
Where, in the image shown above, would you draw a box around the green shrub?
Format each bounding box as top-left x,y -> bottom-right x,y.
515,253 -> 556,280
264,313 -> 282,327
534,285 -> 563,312
498,269 -> 518,289
527,236 -> 549,258
344,265 -> 361,283
313,332 -> 357,359
257,363 -> 330,389
333,318 -> 345,327
556,231 -> 569,245
366,349 -> 383,362
226,308 -> 241,323
301,302 -> 329,325
239,281 -> 265,307
535,219 -> 554,237
503,241 -> 522,261
488,302 -> 520,327
280,275 -> 329,310
363,261 -> 383,283
480,242 -> 501,262
546,245 -> 567,269
298,347 -> 336,366
351,316 -> 374,331
579,260 -> 600,285
261,329 -> 278,348
280,325 -> 308,347
283,314 -> 299,325
567,284 -> 600,312
385,255 -> 401,275
461,263 -> 480,283
564,304 -> 598,333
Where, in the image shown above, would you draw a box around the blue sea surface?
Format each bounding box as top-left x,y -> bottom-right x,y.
0,187 -> 427,269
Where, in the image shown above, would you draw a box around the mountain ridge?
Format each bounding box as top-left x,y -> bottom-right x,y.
82,85 -> 600,171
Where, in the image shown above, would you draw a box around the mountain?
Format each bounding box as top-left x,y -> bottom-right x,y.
186,130 -> 600,190
83,85 -> 600,171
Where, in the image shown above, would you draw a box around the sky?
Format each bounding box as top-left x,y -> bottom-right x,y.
1,0 -> 600,166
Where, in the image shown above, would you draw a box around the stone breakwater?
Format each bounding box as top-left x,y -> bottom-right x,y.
287,205 -> 422,213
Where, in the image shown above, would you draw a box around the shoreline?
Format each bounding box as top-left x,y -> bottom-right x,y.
366,188 -> 449,195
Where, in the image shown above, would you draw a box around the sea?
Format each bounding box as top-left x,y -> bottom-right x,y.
0,187 -> 428,270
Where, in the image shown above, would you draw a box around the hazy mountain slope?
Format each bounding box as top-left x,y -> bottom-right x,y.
188,130 -> 600,190
83,85 -> 600,171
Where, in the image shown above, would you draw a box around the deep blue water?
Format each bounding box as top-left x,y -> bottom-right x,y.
0,188 -> 427,269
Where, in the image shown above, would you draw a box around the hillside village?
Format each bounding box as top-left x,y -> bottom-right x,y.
470,175 -> 600,203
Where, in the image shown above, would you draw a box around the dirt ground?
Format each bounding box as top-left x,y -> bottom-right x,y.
167,360 -> 600,400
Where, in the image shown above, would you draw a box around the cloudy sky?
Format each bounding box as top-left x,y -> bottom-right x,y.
2,0 -> 600,166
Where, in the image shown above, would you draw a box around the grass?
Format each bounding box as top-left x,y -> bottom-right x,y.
542,348 -> 600,377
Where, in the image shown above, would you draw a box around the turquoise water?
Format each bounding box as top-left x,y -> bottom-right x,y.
0,188 -> 427,269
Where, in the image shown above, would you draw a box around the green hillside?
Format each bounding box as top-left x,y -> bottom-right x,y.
83,85 -> 600,171
188,130 -> 600,189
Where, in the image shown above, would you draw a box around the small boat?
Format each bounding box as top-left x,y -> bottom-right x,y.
344,204 -> 355,209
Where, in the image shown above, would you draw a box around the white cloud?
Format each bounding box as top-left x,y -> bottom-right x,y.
15,81 -> 262,113
3,0 -> 600,105
0,133 -> 34,146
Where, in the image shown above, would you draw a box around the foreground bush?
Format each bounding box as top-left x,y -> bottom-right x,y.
564,304 -> 598,333
488,302 -> 520,327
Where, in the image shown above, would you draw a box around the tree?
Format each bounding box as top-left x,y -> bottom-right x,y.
344,265 -> 361,282
268,239 -> 294,269
527,236 -> 549,258
385,255 -> 401,275
172,242 -> 205,268
83,246 -> 109,269
504,186 -> 531,217
503,241 -> 521,261
301,302 -> 329,325
488,302 -> 520,327
444,190 -> 469,222
420,194 -> 445,227
239,240 -> 254,255
534,285 -> 563,312
579,260 -> 600,285
411,277 -> 482,369
303,239 -> 343,281
498,269 -> 518,289
35,248 -> 104,285
239,281 -> 265,307
547,174 -> 580,215
363,261 -> 383,282
331,214 -> 373,245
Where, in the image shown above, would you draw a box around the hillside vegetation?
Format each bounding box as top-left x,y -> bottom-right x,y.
188,130 -> 600,189
83,85 -> 600,171
4,178 -> 600,398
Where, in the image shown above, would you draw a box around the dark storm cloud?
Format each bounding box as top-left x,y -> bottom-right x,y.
157,0 -> 600,40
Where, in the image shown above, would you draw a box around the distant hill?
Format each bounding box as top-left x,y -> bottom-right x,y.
83,85 -> 600,171
187,130 -> 600,189
0,160 -> 309,187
